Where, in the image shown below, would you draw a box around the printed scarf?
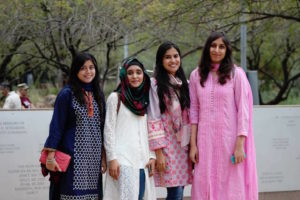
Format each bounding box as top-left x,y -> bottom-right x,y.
115,58 -> 150,116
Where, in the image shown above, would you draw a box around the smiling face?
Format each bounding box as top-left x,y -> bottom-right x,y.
210,37 -> 227,64
162,47 -> 181,76
127,65 -> 144,88
77,60 -> 96,84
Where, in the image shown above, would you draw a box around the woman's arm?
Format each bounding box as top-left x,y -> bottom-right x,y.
233,67 -> 251,164
147,79 -> 167,150
147,79 -> 168,173
44,87 -> 71,172
44,88 -> 71,149
189,69 -> 200,163
189,124 -> 199,163
103,93 -> 120,179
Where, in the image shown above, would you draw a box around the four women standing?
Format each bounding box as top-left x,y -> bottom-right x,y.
43,32 -> 258,199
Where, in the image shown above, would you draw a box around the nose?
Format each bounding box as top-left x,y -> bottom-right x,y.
132,73 -> 138,78
85,68 -> 92,73
213,46 -> 219,53
171,56 -> 176,63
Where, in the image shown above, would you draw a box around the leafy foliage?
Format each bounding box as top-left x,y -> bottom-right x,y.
0,0 -> 299,104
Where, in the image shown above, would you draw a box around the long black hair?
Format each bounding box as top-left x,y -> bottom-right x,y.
198,31 -> 234,87
68,52 -> 104,122
154,41 -> 190,113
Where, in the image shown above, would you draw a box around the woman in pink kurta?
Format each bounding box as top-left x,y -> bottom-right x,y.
189,32 -> 258,200
147,41 -> 192,200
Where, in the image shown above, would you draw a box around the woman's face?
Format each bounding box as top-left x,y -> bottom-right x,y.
162,47 -> 181,76
77,60 -> 96,84
210,37 -> 227,64
127,65 -> 144,88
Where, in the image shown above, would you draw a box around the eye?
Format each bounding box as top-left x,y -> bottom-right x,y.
219,45 -> 226,49
174,54 -> 179,58
136,70 -> 143,75
164,55 -> 171,59
211,43 -> 217,48
89,65 -> 95,70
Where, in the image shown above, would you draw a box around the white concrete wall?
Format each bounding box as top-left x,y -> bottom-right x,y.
0,106 -> 300,199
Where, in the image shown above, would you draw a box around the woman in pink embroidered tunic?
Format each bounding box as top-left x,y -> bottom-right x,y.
147,41 -> 192,200
189,31 -> 258,200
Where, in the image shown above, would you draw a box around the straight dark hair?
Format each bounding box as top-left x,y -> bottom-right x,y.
68,52 -> 104,123
198,31 -> 234,87
154,41 -> 190,113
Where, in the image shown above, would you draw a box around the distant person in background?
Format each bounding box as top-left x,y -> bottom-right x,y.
17,83 -> 33,109
0,81 -> 21,109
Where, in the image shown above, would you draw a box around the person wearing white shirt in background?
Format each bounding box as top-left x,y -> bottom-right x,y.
17,83 -> 33,109
0,81 -> 21,109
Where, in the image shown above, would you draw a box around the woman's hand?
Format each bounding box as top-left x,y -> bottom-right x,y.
155,149 -> 167,173
45,151 -> 61,172
189,124 -> 199,164
189,144 -> 199,164
234,136 -> 246,164
101,150 -> 107,174
146,158 -> 156,177
108,159 -> 120,180
101,160 -> 107,174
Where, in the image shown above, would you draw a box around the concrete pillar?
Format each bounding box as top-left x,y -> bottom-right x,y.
247,70 -> 260,105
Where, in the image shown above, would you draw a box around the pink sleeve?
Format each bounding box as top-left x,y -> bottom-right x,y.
147,78 -> 167,150
234,67 -> 251,137
189,69 -> 200,124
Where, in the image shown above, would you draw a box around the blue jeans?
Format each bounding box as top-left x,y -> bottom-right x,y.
166,186 -> 184,200
138,169 -> 146,200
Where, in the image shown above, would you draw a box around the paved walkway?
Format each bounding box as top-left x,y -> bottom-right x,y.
158,198 -> 190,200
158,191 -> 300,200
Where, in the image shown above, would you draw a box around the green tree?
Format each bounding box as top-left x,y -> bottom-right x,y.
0,0 -> 299,104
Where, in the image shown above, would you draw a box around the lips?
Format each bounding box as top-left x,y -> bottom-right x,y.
211,55 -> 222,60
131,81 -> 140,84
169,64 -> 179,68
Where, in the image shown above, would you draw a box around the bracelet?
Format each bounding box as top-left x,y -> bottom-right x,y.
46,158 -> 56,163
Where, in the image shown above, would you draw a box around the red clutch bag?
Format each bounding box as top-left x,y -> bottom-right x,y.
39,150 -> 71,172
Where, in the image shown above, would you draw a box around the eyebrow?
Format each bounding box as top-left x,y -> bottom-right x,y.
127,69 -> 142,72
164,53 -> 178,56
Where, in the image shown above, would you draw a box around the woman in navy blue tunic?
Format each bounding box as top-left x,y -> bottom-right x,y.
43,52 -> 106,200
